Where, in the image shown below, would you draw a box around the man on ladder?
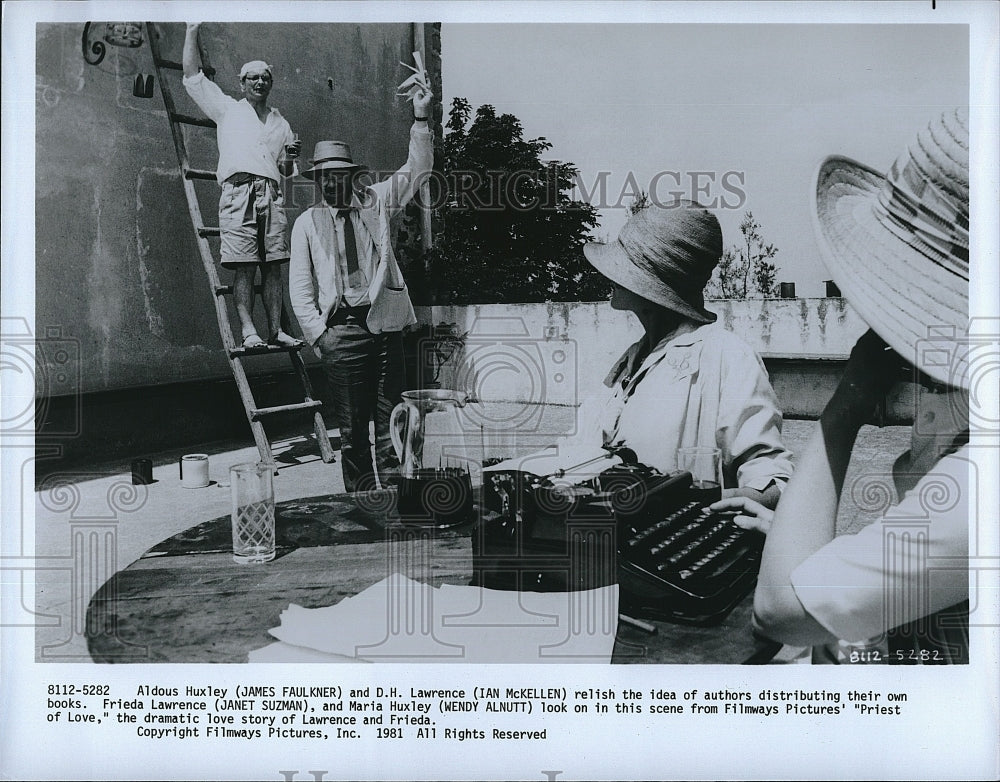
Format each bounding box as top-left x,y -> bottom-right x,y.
182,22 -> 303,349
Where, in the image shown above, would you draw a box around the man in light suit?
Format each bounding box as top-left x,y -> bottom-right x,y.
289,87 -> 433,492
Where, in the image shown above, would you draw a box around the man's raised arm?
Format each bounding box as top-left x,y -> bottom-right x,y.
182,23 -> 202,78
379,87 -> 435,215
182,23 -> 231,121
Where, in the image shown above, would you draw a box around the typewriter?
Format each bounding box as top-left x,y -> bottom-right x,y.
473,446 -> 765,625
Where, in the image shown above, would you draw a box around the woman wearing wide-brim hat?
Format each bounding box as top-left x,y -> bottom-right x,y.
579,199 -> 794,510
719,108 -> 972,663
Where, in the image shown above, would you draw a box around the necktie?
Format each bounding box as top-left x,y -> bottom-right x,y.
338,209 -> 365,289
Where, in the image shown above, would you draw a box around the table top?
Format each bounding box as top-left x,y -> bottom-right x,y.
86,491 -> 772,664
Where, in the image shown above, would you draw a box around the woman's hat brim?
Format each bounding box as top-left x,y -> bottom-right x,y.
583,240 -> 716,323
812,155 -> 968,389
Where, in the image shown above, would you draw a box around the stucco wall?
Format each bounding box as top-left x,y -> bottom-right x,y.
414,298 -> 868,408
36,22 -> 436,396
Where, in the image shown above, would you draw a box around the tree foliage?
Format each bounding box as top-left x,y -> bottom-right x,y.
705,211 -> 780,299
628,190 -> 651,215
421,98 -> 609,303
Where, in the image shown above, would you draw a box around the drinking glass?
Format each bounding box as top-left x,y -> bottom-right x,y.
230,462 -> 275,564
676,446 -> 722,503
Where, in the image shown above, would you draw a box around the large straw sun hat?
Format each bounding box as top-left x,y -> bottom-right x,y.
812,108 -> 970,389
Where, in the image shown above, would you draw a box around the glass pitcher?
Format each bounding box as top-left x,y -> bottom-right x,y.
390,389 -> 474,525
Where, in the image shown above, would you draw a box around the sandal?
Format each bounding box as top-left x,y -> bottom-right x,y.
269,331 -> 304,348
242,333 -> 266,349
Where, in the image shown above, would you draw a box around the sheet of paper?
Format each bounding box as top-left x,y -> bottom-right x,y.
483,443 -> 623,485
258,574 -> 618,663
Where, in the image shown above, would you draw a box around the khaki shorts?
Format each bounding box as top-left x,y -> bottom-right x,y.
218,174 -> 289,267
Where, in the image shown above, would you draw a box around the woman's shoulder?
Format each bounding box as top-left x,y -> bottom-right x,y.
697,322 -> 762,363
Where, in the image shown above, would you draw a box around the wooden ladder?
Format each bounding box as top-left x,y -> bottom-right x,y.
146,22 -> 335,470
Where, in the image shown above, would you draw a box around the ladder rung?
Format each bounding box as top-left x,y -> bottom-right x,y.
215,284 -> 265,296
154,57 -> 183,71
198,226 -> 220,238
229,342 -> 306,358
250,400 -> 323,420
185,168 -> 217,181
154,58 -> 216,78
173,113 -> 217,129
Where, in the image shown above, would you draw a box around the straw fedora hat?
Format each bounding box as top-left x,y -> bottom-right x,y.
812,108 -> 969,389
302,140 -> 365,180
583,199 -> 722,323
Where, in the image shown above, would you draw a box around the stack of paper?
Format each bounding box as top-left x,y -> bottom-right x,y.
249,573 -> 618,663
483,443 -> 623,485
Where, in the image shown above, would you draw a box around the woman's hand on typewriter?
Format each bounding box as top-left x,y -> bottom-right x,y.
709,496 -> 774,535
721,483 -> 782,510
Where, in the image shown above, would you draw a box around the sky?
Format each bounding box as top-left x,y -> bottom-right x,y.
442,23 -> 969,296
